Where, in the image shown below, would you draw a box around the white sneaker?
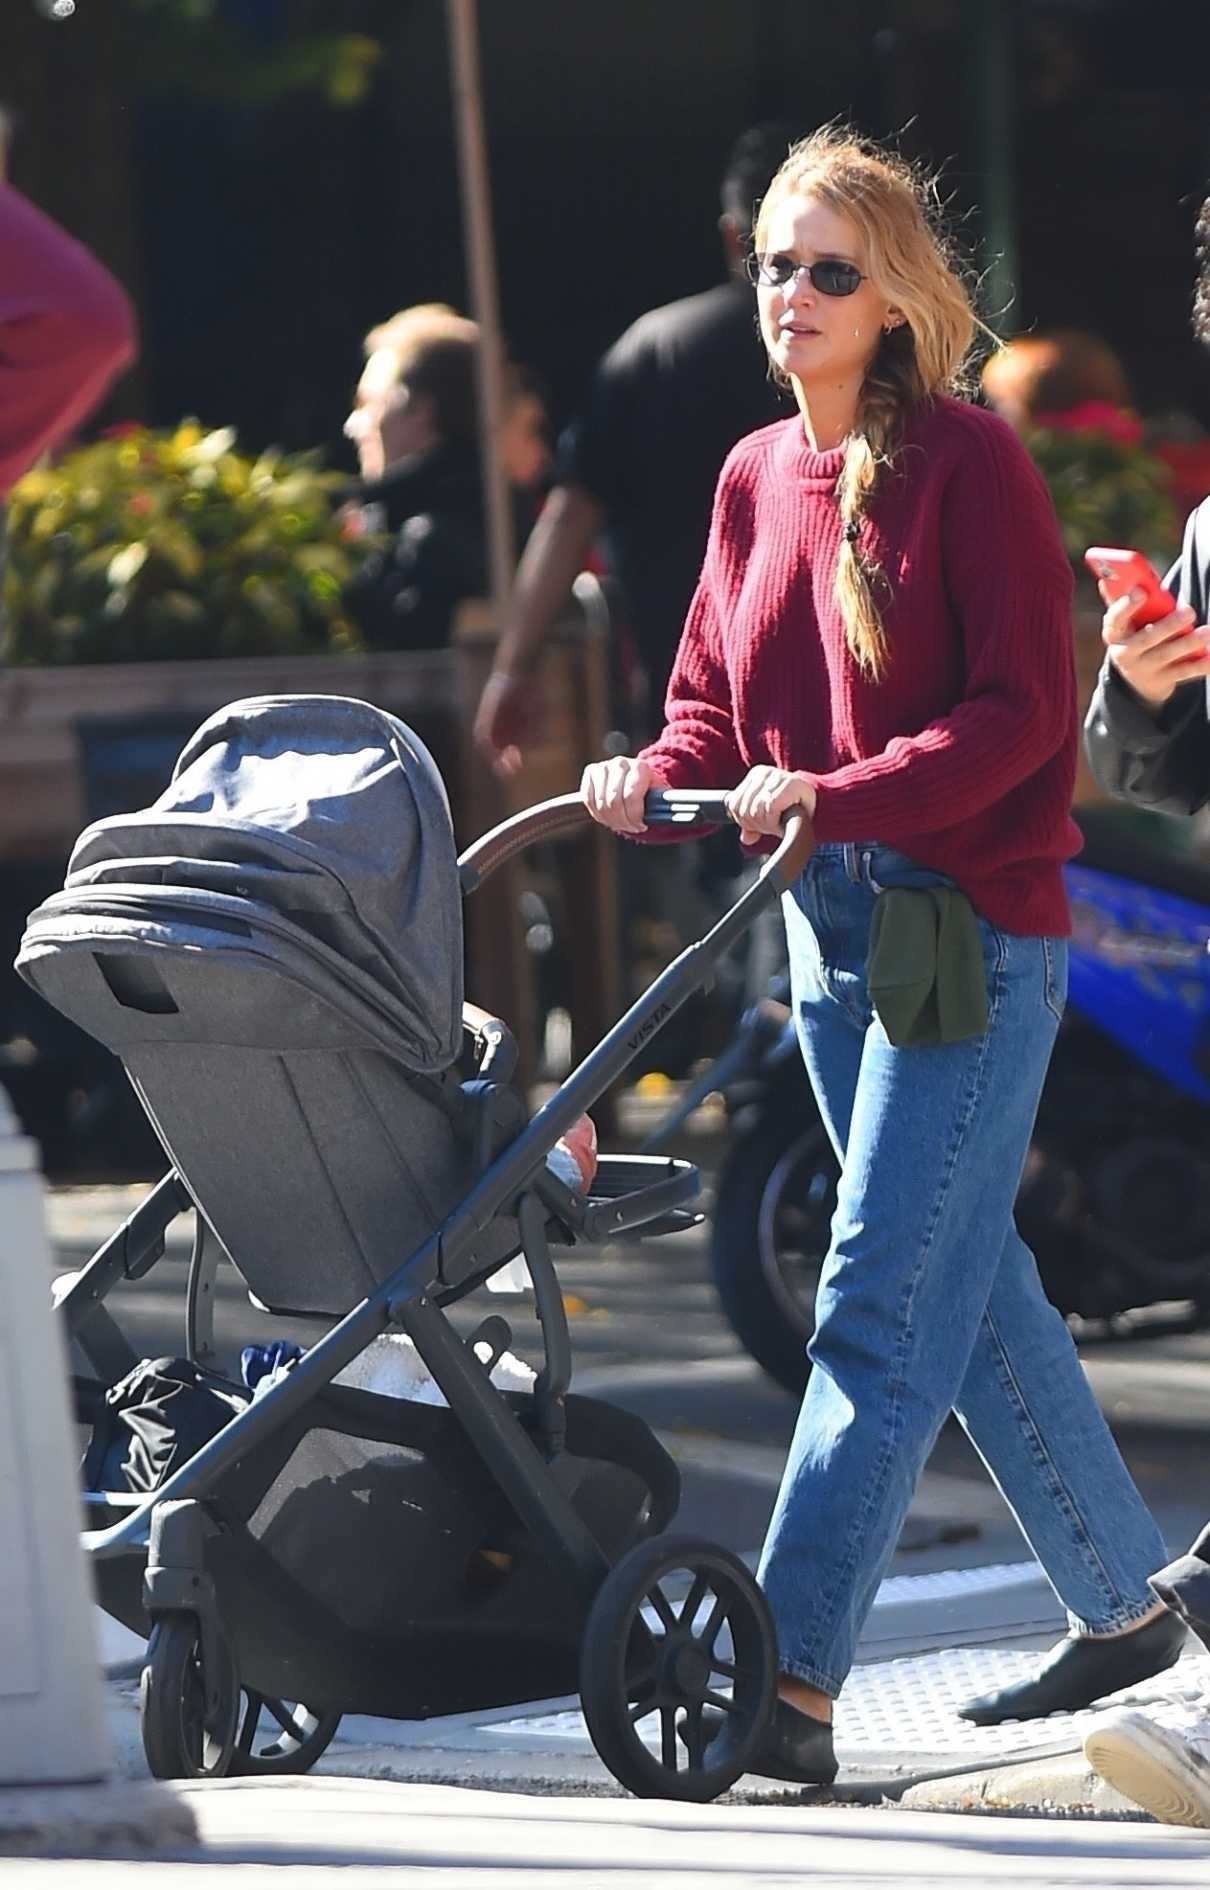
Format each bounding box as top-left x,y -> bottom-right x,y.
1084,1702 -> 1210,1828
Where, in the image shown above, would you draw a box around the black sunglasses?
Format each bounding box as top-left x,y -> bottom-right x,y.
746,252 -> 865,297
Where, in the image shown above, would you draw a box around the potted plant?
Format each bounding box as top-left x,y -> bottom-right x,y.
2,420 -> 368,665
1020,401 -> 1179,576
1018,402 -> 1182,811
0,422 -> 618,1148
0,421 -> 503,870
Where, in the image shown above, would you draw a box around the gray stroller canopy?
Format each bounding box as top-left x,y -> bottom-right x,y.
65,695 -> 464,1073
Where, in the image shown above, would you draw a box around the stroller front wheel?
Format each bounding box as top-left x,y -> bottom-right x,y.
579,1534 -> 776,1801
140,1612 -> 240,1779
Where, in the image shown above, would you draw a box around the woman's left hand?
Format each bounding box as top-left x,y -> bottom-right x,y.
725,766 -> 817,847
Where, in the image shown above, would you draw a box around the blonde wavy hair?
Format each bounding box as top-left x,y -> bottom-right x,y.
754,128 -> 985,677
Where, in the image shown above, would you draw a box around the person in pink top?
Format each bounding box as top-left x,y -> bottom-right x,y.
0,180 -> 136,496
583,127 -> 1180,1785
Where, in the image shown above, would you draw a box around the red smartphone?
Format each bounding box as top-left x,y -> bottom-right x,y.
1083,546 -> 1177,627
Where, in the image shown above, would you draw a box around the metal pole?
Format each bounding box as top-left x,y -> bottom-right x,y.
0,1083 -> 109,1782
446,0 -> 516,623
969,0 -> 1019,333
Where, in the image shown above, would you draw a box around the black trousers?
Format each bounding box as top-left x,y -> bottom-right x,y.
1151,1522 -> 1210,1651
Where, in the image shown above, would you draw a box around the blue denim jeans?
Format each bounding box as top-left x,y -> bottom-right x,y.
757,842 -> 1169,1697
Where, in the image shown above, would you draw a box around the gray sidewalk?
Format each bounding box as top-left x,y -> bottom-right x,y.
8,1593 -> 1206,1870
47,1177 -> 1210,1836
93,1558 -> 1210,1813
9,1777 -> 1210,1885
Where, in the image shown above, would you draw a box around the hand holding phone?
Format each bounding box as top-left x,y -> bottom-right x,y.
1087,544 -> 1210,709
1083,546 -> 1177,627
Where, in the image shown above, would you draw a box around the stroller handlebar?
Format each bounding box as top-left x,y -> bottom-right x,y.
642,788 -> 816,888
459,793 -> 590,891
459,789 -> 815,895
640,787 -> 732,825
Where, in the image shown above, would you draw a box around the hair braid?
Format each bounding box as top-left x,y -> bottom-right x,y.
835,332 -> 925,677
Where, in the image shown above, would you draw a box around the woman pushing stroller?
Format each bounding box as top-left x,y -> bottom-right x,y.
583,125 -> 1183,1785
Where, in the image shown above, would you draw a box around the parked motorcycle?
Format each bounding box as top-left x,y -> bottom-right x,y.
647,810 -> 1210,1395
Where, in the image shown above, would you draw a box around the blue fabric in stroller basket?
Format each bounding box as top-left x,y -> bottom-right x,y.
17,695 -> 514,1316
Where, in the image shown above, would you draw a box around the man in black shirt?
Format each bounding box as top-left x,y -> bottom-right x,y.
474,124 -> 795,771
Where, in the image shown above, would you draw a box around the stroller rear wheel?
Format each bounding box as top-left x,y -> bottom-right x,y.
140,1613 -> 240,1779
579,1534 -> 776,1800
228,1693 -> 342,1775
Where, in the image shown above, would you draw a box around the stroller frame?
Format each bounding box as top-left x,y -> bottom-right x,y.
53,787 -> 814,1795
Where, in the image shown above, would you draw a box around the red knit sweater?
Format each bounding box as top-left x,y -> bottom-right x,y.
639,397 -> 1080,936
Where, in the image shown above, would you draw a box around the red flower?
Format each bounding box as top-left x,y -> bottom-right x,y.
100,420 -> 143,441
1152,441 -> 1210,518
1031,401 -> 1144,447
128,491 -> 154,517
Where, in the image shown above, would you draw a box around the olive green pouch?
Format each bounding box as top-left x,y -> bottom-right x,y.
867,887 -> 988,1048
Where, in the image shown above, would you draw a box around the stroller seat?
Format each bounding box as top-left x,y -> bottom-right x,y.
23,880 -> 506,1317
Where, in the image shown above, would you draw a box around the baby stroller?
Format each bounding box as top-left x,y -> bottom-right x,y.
17,695 -> 814,1801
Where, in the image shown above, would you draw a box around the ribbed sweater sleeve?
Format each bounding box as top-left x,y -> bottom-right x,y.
806,418 -> 1076,843
0,184 -> 137,494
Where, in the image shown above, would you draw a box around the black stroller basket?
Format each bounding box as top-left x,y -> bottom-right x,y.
18,695 -> 814,1799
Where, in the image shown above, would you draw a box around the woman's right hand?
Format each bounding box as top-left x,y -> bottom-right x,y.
580,755 -> 663,833
1102,586 -> 1210,708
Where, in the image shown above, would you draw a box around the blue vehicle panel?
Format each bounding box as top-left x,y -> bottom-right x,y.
1065,862 -> 1210,1104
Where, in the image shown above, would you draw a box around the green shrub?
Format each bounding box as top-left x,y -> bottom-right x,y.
1021,413 -> 1180,571
2,422 -> 373,665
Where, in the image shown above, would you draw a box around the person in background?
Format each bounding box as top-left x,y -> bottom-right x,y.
342,303 -> 486,650
0,174 -> 136,497
475,125 -> 800,1065
983,324 -> 1210,554
981,327 -> 1135,439
1083,1551 -> 1210,1828
498,360 -> 553,500
341,303 -> 549,650
0,147 -> 137,1172
582,126 -> 1182,1787
473,122 -> 797,773
1084,354 -> 1210,812
1078,185 -> 1210,1833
